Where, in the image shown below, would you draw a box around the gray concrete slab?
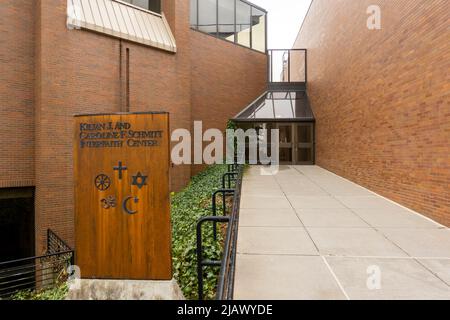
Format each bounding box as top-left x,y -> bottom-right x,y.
336,196 -> 405,210
234,165 -> 450,300
288,196 -> 346,209
417,259 -> 450,286
239,208 -> 303,227
325,257 -> 450,300
234,255 -> 346,300
353,208 -> 442,229
378,228 -> 450,258
237,227 -> 318,255
295,208 -> 370,228
240,195 -> 292,209
307,228 -> 408,257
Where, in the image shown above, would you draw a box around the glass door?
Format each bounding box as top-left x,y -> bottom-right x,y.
276,123 -> 294,164
294,123 -> 314,165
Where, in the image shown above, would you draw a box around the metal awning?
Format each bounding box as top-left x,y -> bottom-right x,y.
67,0 -> 177,53
233,91 -> 315,122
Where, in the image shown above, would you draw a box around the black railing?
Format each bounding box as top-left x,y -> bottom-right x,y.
47,230 -> 72,255
0,230 -> 74,299
216,165 -> 243,300
268,49 -> 307,86
196,164 -> 244,300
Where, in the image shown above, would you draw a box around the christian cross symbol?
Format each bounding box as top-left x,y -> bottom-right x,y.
113,161 -> 127,180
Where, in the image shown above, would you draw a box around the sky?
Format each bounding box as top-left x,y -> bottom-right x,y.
250,0 -> 312,49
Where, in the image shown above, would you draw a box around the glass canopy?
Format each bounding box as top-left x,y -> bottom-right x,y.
233,91 -> 315,122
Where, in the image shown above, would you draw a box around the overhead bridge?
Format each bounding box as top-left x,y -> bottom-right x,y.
233,49 -> 316,165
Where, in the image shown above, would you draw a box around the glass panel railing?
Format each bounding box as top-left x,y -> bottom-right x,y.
190,0 -> 267,53
268,49 -> 307,83
236,0 -> 251,47
251,7 -> 266,52
218,0 -> 235,42
198,0 -> 217,35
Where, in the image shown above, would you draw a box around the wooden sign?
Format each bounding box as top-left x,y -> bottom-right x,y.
74,112 -> 171,280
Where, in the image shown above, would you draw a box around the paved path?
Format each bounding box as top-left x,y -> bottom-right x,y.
234,165 -> 450,300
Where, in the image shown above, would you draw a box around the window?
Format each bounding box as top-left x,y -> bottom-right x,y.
235,0 -> 251,47
190,0 -> 267,53
122,0 -> 161,13
218,0 -> 235,42
190,0 -> 198,28
198,0 -> 217,35
251,7 -> 265,52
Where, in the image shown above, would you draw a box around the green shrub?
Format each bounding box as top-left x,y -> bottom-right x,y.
12,284 -> 68,300
9,165 -> 228,301
171,164 -> 229,300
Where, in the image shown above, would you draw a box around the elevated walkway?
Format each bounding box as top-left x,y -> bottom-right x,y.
234,166 -> 450,300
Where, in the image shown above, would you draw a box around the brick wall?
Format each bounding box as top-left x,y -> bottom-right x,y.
32,0 -> 196,251
0,0 -> 35,188
294,0 -> 450,226
0,0 -> 267,253
190,31 -> 268,174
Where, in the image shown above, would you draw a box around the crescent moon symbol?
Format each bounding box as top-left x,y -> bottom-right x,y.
122,196 -> 138,215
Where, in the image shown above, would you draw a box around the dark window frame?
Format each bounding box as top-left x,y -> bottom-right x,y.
190,0 -> 267,53
121,0 -> 161,14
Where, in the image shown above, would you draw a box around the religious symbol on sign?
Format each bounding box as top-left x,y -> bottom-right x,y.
132,172 -> 148,189
123,196 -> 139,215
95,174 -> 111,191
101,195 -> 117,209
113,161 -> 127,180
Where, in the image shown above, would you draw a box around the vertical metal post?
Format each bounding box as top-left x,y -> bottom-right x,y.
305,49 -> 308,84
264,11 -> 267,53
234,0 -> 237,44
196,222 -> 204,300
288,50 -> 291,83
250,6 -> 253,50
47,229 -> 51,253
212,193 -> 218,240
196,0 -> 199,28
270,50 -> 273,82
222,190 -> 227,216
216,0 -> 219,37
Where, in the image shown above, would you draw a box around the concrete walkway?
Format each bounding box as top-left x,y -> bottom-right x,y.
234,166 -> 450,300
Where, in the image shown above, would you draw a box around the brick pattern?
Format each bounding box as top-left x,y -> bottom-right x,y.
1,0 -> 267,252
190,31 -> 267,175
0,1 -> 35,187
294,0 -> 450,226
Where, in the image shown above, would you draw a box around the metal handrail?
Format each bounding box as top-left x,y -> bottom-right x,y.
195,164 -> 244,300
196,216 -> 230,301
216,165 -> 243,300
0,230 -> 73,299
222,172 -> 238,189
212,189 -> 235,241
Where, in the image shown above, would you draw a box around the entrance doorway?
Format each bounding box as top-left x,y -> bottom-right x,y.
0,188 -> 35,262
277,123 -> 314,164
237,122 -> 315,165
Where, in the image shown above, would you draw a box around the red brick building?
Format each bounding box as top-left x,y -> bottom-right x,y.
293,0 -> 449,227
1,0 -> 449,265
0,0 -> 267,259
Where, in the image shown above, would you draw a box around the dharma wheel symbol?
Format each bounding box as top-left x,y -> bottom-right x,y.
95,174 -> 111,191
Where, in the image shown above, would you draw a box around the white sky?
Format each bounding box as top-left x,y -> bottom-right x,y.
250,0 -> 312,49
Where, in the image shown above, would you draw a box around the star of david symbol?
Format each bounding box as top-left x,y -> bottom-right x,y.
132,172 -> 148,189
